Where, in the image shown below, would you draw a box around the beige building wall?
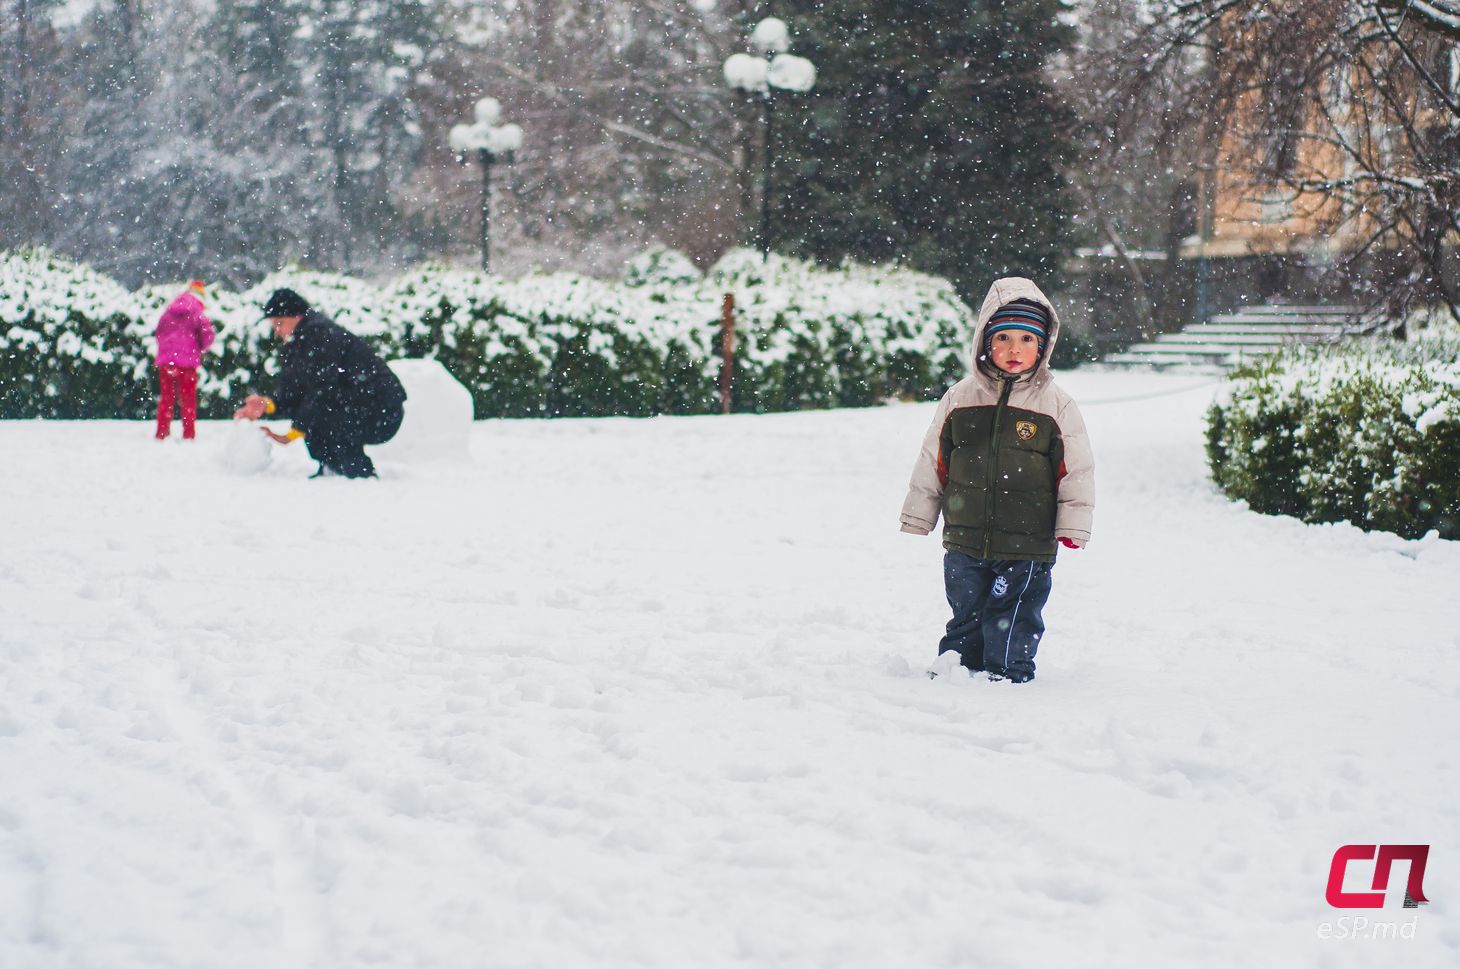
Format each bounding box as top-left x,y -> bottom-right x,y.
1182,77 -> 1445,261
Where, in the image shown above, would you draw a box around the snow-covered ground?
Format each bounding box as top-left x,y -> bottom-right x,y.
2,370 -> 1457,968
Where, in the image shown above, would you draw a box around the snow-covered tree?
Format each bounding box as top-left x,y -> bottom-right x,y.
0,0 -> 68,247
208,0 -> 442,273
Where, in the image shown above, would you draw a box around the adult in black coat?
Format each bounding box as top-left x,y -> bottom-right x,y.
234,288 -> 406,478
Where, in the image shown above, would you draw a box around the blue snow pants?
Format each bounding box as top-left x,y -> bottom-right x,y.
938,550 -> 1054,682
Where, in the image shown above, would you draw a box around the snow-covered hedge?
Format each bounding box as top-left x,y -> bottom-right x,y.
623,245 -> 702,289
0,249 -> 153,418
0,247 -> 973,420
1206,334 -> 1460,539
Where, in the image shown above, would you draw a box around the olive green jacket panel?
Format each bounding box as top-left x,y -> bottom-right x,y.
938,401 -> 1067,559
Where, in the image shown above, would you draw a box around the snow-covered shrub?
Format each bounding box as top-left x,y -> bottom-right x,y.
622,246 -> 702,288
699,249 -> 966,411
0,248 -> 151,418
510,274 -> 667,418
382,269 -> 669,418
0,247 -> 977,421
1206,333 -> 1460,539
362,248 -> 972,416
381,268 -> 550,418
245,268 -> 393,340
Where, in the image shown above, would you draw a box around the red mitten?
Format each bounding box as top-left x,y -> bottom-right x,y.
1058,537 -> 1081,550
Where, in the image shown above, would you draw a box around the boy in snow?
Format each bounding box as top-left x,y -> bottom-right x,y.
900,277 -> 1095,683
154,279 -> 216,440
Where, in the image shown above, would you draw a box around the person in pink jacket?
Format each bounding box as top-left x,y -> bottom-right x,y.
154,279 -> 217,440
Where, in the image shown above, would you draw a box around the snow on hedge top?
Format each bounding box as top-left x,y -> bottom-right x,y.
1,248 -> 140,333
1222,328 -> 1460,435
0,246 -> 973,374
0,249 -> 146,366
247,268 -> 391,337
707,248 -> 963,354
623,246 -> 702,288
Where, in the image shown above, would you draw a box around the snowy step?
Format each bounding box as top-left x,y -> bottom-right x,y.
1100,351 -> 1232,370
1102,340 -> 1301,369
1206,312 -> 1376,327
1214,303 -> 1360,313
1117,343 -> 1248,358
1154,332 -> 1327,347
1205,318 -> 1372,330
1209,311 -> 1363,322
1107,345 -> 1237,362
1100,302 -> 1382,370
1186,323 -> 1348,337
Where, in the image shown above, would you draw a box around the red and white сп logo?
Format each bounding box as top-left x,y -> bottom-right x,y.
1326,845 -> 1431,909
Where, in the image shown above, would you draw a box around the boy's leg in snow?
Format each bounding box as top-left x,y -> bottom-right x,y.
939,550 -> 996,671
178,367 -> 199,439
155,365 -> 178,439
978,559 -> 1053,682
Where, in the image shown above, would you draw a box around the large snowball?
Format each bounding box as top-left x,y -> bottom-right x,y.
219,419 -> 273,475
375,359 -> 474,464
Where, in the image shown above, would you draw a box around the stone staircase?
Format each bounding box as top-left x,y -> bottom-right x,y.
1100,304 -> 1385,371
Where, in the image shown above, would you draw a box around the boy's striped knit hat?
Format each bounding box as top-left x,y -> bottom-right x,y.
985,301 -> 1050,345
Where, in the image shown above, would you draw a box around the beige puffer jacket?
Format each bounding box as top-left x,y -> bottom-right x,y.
900,277 -> 1095,557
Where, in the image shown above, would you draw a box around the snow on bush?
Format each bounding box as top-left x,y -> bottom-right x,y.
1206,331 -> 1460,539
0,247 -> 151,418
702,250 -> 967,409
0,247 -> 973,420
622,246 -> 702,289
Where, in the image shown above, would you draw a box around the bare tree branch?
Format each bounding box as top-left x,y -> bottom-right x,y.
1373,0 -> 1460,41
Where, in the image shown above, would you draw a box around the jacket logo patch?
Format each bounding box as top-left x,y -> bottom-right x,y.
1014,420 -> 1037,442
992,576 -> 1009,597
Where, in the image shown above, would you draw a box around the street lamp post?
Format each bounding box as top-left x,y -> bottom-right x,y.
724,17 -> 816,260
449,98 -> 523,273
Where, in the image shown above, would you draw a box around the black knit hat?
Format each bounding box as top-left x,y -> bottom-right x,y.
261,288 -> 311,319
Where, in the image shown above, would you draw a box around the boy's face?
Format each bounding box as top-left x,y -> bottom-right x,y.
990,330 -> 1040,374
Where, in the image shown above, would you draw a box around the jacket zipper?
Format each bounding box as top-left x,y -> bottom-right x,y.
981,377 -> 1015,558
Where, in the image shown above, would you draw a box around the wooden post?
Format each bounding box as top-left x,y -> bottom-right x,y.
720,293 -> 735,415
